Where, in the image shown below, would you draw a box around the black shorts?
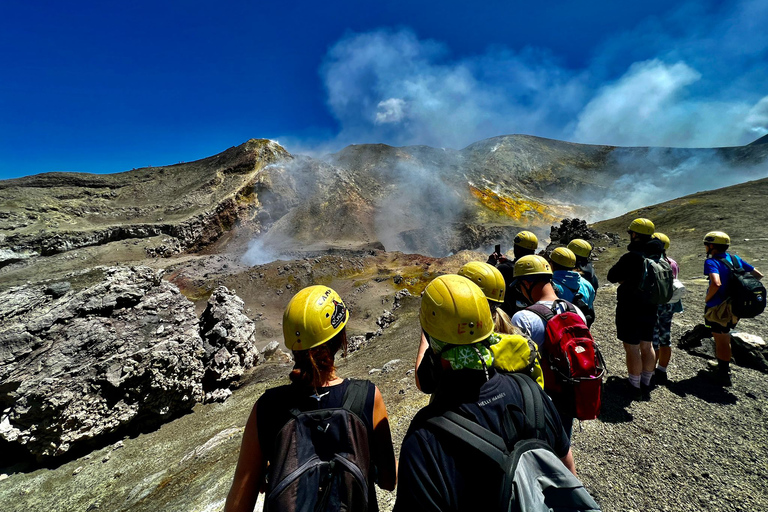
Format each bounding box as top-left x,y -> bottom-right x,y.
616,303 -> 657,345
705,317 -> 737,334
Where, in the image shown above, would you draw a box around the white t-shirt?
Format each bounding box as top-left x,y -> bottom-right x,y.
511,300 -> 586,347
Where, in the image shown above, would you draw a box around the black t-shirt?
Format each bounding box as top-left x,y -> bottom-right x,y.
394,370 -> 570,512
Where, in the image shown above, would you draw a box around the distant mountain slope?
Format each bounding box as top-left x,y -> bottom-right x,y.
1,134 -> 767,287
591,176 -> 768,279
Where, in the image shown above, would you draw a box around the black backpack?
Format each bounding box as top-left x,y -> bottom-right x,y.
264,380 -> 372,512
721,256 -> 766,318
425,374 -> 601,512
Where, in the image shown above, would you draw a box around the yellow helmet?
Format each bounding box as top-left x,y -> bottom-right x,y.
567,239 -> 592,259
513,255 -> 553,278
513,231 -> 539,251
703,231 -> 730,245
419,274 -> 493,345
283,285 -> 349,351
458,261 -> 506,303
652,232 -> 670,250
550,247 -> 577,269
628,218 -> 655,236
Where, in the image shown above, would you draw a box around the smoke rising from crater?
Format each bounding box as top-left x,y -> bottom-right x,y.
586,148 -> 768,221
373,159 -> 466,255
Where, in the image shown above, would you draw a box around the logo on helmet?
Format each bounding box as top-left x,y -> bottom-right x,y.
331,300 -> 346,328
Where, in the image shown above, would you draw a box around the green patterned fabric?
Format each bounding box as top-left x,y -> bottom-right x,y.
428,332 -> 501,371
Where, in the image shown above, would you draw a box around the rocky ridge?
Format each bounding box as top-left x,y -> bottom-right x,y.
0,267 -> 284,461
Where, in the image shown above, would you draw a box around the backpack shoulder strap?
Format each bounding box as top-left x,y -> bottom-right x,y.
341,379 -> 370,420
526,303 -> 555,324
720,255 -> 738,272
425,411 -> 508,470
552,298 -> 579,315
509,373 -> 546,440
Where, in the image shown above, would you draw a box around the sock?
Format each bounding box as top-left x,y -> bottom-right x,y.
656,365 -> 667,373
717,358 -> 730,374
628,374 -> 641,388
641,371 -> 654,386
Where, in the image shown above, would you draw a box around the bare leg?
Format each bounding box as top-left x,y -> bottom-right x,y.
713,332 -> 732,362
658,346 -> 672,368
640,341 -> 656,373
624,343 -> 641,379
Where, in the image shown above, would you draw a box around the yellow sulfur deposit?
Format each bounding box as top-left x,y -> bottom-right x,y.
469,185 -> 561,224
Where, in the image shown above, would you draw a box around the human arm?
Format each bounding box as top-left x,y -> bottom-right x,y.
224,403 -> 265,512
560,448 -> 577,476
416,332 -> 442,393
393,432 -> 450,512
414,331 -> 430,391
752,268 -> 764,280
372,386 -> 397,491
606,258 -> 623,284
705,272 -> 721,303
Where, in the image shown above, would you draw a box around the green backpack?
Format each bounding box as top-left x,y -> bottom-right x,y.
638,254 -> 674,305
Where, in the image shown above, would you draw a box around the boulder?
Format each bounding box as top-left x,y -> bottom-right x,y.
731,333 -> 768,373
198,287 -> 259,391
0,266 -> 205,460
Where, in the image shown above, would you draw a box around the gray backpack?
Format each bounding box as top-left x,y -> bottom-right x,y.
638,254 -> 674,305
426,374 -> 601,512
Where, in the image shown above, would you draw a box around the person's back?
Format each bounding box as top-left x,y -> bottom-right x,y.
568,239 -> 599,291
225,286 -> 396,512
553,269 -> 596,307
398,274 -> 576,511
607,218 -> 665,400
395,369 -> 572,511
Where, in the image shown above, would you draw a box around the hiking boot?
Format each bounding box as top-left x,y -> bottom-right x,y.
640,383 -> 652,401
654,369 -> 668,386
624,381 -> 643,400
714,371 -> 732,387
705,360 -> 733,387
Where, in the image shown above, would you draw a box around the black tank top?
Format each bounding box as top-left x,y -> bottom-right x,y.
256,378 -> 376,462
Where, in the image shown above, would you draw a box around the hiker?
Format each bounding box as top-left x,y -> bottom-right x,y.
509,255 -> 589,438
395,275 -> 588,512
607,218 -> 665,400
703,231 -> 764,386
550,247 -> 596,326
415,262 -> 543,393
488,230 -> 539,316
651,232 -> 681,385
569,238 -> 599,290
224,285 -> 397,512
459,261 -> 517,333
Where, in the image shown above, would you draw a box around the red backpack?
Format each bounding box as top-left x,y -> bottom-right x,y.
527,300 -> 606,420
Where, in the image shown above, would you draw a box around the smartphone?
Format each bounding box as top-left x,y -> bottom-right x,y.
495,244 -> 501,254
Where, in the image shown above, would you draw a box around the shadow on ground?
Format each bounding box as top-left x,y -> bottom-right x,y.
599,376 -> 635,423
665,370 -> 737,405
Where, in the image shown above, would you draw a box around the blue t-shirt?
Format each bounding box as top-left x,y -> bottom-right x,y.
704,253 -> 754,307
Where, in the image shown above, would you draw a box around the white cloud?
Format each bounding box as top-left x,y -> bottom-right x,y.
319,28 -> 586,149
308,0 -> 768,151
375,98 -> 407,124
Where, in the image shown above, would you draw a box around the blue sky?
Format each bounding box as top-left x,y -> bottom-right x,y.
1,0 -> 767,179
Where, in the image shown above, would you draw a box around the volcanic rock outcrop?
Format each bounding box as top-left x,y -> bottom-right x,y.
0,267 -> 260,460
199,286 -> 259,401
